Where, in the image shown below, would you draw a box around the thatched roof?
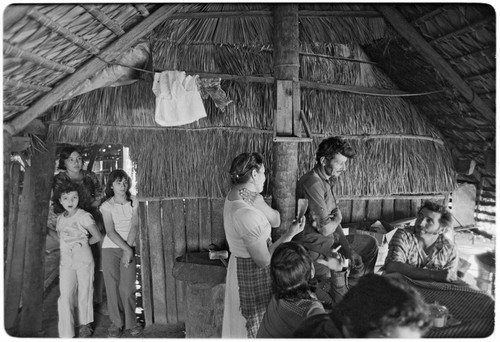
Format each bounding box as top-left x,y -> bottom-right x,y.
3,3 -> 495,198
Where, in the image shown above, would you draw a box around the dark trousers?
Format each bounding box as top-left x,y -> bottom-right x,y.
314,234 -> 379,306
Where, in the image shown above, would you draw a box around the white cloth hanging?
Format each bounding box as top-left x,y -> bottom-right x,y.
152,70 -> 207,126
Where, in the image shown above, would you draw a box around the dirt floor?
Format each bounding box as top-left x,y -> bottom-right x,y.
39,277 -> 186,338
34,232 -> 186,339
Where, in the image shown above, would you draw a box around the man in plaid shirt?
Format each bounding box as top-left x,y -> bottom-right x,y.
383,201 -> 458,282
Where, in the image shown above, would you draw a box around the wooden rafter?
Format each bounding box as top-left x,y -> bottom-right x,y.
449,46 -> 496,63
376,5 -> 495,123
4,5 -> 180,136
82,4 -> 125,36
4,105 -> 29,112
165,9 -> 380,20
4,78 -> 52,92
3,42 -> 75,73
28,7 -> 100,54
412,5 -> 450,25
298,10 -> 381,17
431,17 -> 495,45
134,4 -> 150,17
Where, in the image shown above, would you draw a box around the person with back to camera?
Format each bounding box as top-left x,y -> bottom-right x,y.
383,201 -> 459,283
221,152 -> 305,338
257,241 -> 347,338
294,137 -> 379,305
294,273 -> 432,338
100,169 -> 142,337
52,181 -> 103,338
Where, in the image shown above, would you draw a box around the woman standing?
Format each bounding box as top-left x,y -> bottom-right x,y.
222,152 -> 305,338
53,146 -> 102,214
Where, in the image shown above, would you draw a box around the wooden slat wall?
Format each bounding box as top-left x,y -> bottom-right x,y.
138,196 -> 443,326
340,197 -> 441,224
138,198 -> 227,325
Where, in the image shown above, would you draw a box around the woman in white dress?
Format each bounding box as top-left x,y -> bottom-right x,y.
221,152 -> 305,338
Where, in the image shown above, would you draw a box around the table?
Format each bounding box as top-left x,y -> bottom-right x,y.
401,276 -> 495,338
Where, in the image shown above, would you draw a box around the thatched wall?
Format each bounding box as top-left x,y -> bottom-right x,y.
47,40 -> 456,198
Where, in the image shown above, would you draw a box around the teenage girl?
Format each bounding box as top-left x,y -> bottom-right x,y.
100,169 -> 142,337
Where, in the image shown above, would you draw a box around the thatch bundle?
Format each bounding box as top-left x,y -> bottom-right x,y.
46,6 -> 457,199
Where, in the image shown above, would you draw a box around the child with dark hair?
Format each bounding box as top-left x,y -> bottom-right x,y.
257,241 -> 326,338
100,169 -> 142,337
52,181 -> 102,338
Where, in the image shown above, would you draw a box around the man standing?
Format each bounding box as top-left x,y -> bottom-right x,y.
383,201 -> 458,282
294,137 -> 378,304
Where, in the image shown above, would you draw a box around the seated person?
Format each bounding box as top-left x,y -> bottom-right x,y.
257,242 -> 326,338
294,274 -> 431,338
383,201 -> 459,283
293,137 -> 379,303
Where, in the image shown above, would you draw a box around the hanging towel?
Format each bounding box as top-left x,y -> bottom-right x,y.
152,70 -> 207,126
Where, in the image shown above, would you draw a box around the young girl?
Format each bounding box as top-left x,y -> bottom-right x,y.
53,181 -> 102,338
257,241 -> 326,338
100,169 -> 142,337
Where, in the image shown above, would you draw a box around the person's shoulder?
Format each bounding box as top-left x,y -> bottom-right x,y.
100,198 -> 114,211
389,227 -> 414,244
76,208 -> 95,221
53,171 -> 68,180
293,313 -> 341,338
438,233 -> 457,249
81,169 -> 98,179
399,226 -> 416,236
299,169 -> 320,184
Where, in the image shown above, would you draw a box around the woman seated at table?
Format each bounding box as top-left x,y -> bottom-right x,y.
221,152 -> 305,338
383,201 -> 459,283
294,274 -> 431,338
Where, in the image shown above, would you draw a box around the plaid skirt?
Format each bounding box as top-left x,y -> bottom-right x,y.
236,257 -> 272,338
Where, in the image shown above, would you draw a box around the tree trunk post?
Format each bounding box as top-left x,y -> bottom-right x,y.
272,4 -> 300,234
17,142 -> 56,336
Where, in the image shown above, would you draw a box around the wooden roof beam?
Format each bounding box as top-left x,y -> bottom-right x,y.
448,46 -> 496,64
4,5 -> 180,136
134,4 -> 150,17
27,8 -> 100,55
165,9 -> 380,20
82,4 -> 125,36
430,17 -> 495,45
412,5 -> 451,26
4,78 -> 52,92
4,105 -> 29,112
298,10 -> 381,17
465,71 -> 495,81
3,42 -> 75,73
376,5 -> 495,122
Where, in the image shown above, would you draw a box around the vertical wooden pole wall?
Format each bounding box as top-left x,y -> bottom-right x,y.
271,4 -> 301,233
3,131 -> 12,260
4,142 -> 56,335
